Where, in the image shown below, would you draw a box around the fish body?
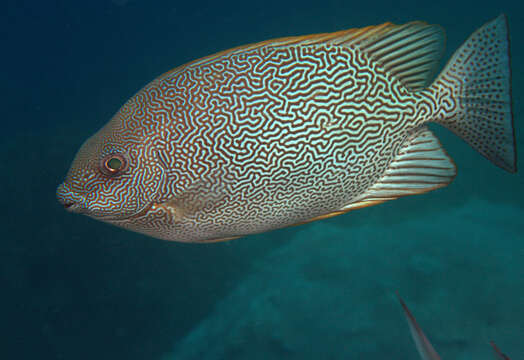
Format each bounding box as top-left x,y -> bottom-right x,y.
57,15 -> 516,242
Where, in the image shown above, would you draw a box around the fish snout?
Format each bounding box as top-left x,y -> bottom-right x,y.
56,183 -> 86,214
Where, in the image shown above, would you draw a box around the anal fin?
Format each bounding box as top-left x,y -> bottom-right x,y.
344,127 -> 457,208
292,127 -> 456,226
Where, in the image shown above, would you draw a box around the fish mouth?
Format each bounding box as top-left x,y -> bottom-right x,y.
63,202 -> 74,209
60,200 -> 86,214
56,183 -> 87,214
56,182 -> 157,221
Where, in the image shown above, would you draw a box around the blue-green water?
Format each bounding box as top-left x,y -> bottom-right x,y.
2,0 -> 523,359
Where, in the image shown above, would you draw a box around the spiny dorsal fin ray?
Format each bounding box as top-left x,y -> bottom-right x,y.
271,21 -> 446,91
162,21 -> 445,92
265,22 -> 446,91
343,126 -> 456,206
331,22 -> 446,91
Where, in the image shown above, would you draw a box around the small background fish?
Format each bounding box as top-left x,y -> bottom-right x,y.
397,293 -> 513,360
2,1 -> 523,360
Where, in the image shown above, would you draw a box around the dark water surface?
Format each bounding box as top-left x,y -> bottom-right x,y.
2,0 -> 523,359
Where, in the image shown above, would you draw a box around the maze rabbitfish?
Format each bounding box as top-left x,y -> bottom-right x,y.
57,15 -> 516,242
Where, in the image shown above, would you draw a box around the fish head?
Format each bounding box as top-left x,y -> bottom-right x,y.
56,117 -> 166,223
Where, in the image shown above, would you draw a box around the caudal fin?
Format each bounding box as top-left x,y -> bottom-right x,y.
433,14 -> 516,173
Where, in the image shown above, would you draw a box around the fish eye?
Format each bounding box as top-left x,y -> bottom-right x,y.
100,153 -> 128,176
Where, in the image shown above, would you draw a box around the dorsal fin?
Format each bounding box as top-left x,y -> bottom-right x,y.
351,22 -> 445,91
256,22 -> 446,91
313,21 -> 446,91
161,21 -> 445,91
160,21 -> 446,91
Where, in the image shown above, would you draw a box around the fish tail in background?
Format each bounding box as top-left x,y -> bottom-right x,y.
396,293 -> 442,360
490,341 -> 512,360
430,14 -> 516,173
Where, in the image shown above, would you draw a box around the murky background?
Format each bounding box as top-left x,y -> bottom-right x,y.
2,0 -> 523,359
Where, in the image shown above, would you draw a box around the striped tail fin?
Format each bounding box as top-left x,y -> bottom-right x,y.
432,14 -> 516,173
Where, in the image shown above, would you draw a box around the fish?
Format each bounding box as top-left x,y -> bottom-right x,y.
491,341 -> 512,360
56,15 -> 516,242
397,293 -> 512,360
